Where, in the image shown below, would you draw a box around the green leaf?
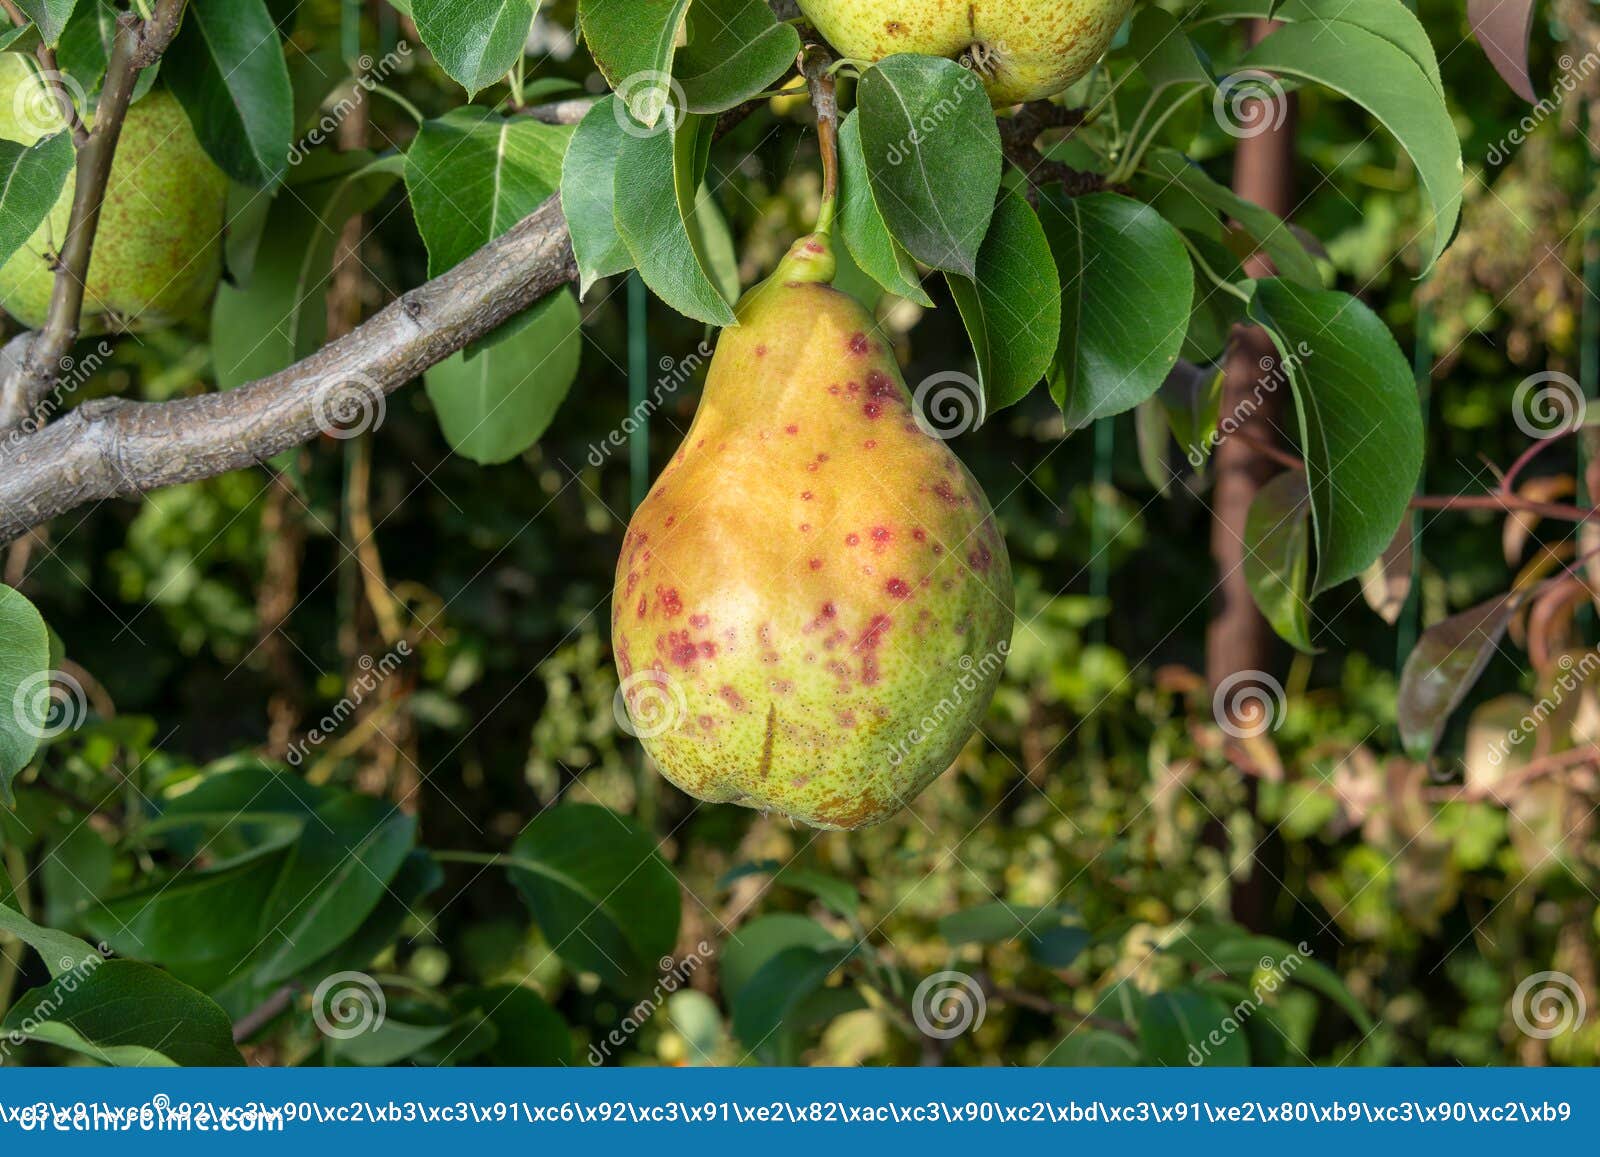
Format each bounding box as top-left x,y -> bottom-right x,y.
425,289 -> 582,464
1166,925 -> 1372,1031
509,804 -> 681,996
455,984 -> 571,1065
406,107 -> 572,278
837,110 -> 930,306
1241,22 -> 1460,272
164,0 -> 294,188
613,115 -> 738,327
561,96 -> 634,296
0,901 -> 103,976
677,0 -> 799,113
940,903 -> 1086,966
1246,279 -> 1423,593
211,152 -> 399,389
1139,149 -> 1319,288
1041,191 -> 1192,430
730,944 -> 852,1063
1042,1029 -> 1141,1065
0,131 -> 70,275
303,851 -> 443,980
857,55 -> 1001,277
946,186 -> 1061,417
577,0 -> 691,128
3,959 -> 245,1066
16,0 -> 78,45
0,582 -> 50,805
1244,471 -> 1316,652
719,913 -> 838,1006
1139,988 -> 1250,1066
1397,592 -> 1520,760
718,862 -> 860,918
411,0 -> 537,97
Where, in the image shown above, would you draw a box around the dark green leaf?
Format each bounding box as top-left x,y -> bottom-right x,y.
1244,471 -> 1315,652
1041,191 -> 1192,430
455,984 -> 571,1065
837,109 -> 930,306
577,0 -> 691,127
1042,1029 -> 1141,1065
3,959 -> 245,1066
406,107 -> 571,278
720,914 -> 839,1006
0,900 -> 103,976
0,131 -> 70,268
718,861 -> 859,918
1246,279 -> 1423,592
1139,988 -> 1250,1066
561,96 -> 634,296
0,583 -> 49,804
16,0 -> 77,45
165,0 -> 294,188
677,0 -> 799,113
857,55 -> 1001,276
1398,592 -> 1520,760
730,944 -> 852,1062
940,903 -> 1085,966
425,289 -> 582,464
946,186 -> 1060,416
411,0 -> 536,97
509,804 -> 681,996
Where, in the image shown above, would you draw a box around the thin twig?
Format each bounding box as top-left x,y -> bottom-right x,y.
233,983 -> 300,1043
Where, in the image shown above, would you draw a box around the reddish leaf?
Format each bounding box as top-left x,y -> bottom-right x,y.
1398,592 -> 1521,759
1468,0 -> 1538,103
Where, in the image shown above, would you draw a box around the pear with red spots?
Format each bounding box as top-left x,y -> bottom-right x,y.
612,231 -> 1013,830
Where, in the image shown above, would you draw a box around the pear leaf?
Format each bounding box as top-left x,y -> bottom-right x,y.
677,0 -> 799,114
16,0 -> 78,45
1243,470 -> 1316,653
0,131 -> 72,268
577,0 -> 691,128
411,0 -> 538,98
561,96 -> 634,297
837,110 -> 930,307
1397,592 -> 1520,760
0,585 -> 50,806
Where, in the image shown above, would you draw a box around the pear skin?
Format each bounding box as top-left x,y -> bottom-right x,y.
612,234 -> 1014,830
798,0 -> 1133,104
0,55 -> 227,333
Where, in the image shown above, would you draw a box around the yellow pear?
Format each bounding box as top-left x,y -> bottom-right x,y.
0,54 -> 227,332
612,232 -> 1014,830
799,0 -> 1133,104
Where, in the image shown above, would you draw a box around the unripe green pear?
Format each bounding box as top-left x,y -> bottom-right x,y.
0,54 -> 227,332
799,0 -> 1133,104
612,232 -> 1014,830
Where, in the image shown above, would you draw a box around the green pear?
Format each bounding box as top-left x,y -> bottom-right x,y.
0,54 -> 227,332
798,0 -> 1133,104
612,232 -> 1014,830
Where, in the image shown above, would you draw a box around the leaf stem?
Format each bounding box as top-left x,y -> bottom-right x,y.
366,82 -> 424,125
1179,232 -> 1250,304
802,44 -> 840,236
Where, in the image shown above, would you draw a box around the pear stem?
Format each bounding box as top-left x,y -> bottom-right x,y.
802,42 -> 840,238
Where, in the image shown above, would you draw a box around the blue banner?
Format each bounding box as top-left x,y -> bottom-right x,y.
0,1068 -> 1591,1153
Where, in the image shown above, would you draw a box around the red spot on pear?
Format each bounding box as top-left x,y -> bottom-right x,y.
720,686 -> 746,710
848,332 -> 870,355
866,370 -> 894,398
690,614 -> 710,629
886,578 -> 911,599
657,587 -> 683,616
785,424 -> 798,435
969,544 -> 992,572
845,532 -> 860,546
809,558 -> 823,570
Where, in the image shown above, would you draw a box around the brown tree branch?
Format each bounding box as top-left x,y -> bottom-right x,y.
0,0 -> 187,435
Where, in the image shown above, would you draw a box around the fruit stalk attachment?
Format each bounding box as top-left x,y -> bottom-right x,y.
802,43 -> 840,238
